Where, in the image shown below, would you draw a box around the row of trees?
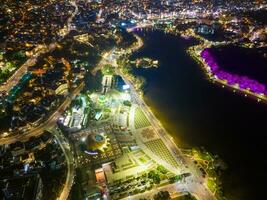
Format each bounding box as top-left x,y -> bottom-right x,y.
141,191 -> 197,200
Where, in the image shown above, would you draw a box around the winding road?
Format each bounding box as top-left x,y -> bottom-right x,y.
51,127 -> 75,200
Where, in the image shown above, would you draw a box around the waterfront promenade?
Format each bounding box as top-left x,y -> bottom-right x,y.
92,34 -> 216,200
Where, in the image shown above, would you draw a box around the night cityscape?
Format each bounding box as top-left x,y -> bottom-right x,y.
0,1 -> 266,200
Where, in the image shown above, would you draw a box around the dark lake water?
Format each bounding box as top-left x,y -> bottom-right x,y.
132,31 -> 267,200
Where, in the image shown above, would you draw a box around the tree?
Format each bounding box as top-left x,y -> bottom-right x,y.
157,165 -> 167,174
148,170 -> 161,184
123,100 -> 131,107
6,62 -> 15,69
153,191 -> 171,200
169,175 -> 181,183
179,193 -> 197,200
85,71 -> 102,92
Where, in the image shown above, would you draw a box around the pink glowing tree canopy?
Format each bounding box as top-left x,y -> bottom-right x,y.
201,48 -> 267,95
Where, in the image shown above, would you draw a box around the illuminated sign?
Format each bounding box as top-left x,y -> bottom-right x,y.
122,84 -> 130,90
84,150 -> 98,155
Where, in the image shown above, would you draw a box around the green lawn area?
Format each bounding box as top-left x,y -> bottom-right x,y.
0,62 -> 17,83
0,51 -> 26,84
145,139 -> 179,168
134,107 -> 150,129
139,156 -> 148,163
102,64 -> 115,75
207,178 -> 218,193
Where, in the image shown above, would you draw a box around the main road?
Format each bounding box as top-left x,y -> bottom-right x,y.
51,127 -> 75,200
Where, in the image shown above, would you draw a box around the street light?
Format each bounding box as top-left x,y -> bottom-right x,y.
81,137 -> 86,142
3,132 -> 9,137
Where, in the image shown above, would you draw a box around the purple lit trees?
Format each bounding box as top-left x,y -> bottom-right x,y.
201,48 -> 267,95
